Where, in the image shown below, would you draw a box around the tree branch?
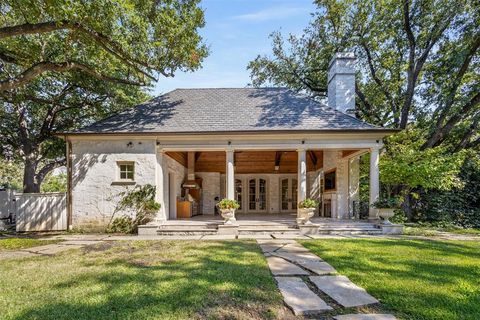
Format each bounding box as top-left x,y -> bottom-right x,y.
0,61 -> 145,91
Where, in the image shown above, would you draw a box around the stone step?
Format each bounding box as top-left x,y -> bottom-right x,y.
238,228 -> 299,235
157,228 -> 217,236
316,229 -> 382,235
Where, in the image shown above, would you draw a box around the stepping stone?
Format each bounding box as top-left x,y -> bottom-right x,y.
238,234 -> 273,239
275,277 -> 332,315
0,251 -> 38,260
272,234 -> 311,240
299,260 -> 336,275
310,276 -> 379,307
334,314 -> 397,320
272,251 -> 323,263
33,244 -> 83,255
200,234 -> 236,240
259,243 -> 283,253
276,242 -> 311,253
266,256 -> 309,275
59,240 -> 103,246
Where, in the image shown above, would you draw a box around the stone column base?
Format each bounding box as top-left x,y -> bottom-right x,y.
381,224 -> 404,235
217,224 -> 239,235
298,224 -> 320,235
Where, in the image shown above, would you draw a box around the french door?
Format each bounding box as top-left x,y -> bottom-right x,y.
234,179 -> 244,213
280,178 -> 297,212
247,178 -> 267,213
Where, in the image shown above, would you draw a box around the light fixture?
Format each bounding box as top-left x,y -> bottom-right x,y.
275,165 -> 280,171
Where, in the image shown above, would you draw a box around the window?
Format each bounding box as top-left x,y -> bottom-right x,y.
118,162 -> 134,180
324,169 -> 336,191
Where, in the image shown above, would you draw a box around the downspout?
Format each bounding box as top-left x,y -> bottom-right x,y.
66,136 -> 73,230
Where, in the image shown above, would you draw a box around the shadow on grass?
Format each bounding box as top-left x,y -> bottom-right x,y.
302,238 -> 480,320
8,241 -> 286,320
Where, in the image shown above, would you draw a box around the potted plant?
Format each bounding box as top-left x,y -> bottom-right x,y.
297,198 -> 318,225
217,199 -> 240,225
372,197 -> 400,224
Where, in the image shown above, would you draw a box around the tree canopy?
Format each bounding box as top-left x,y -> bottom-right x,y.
0,0 -> 208,192
248,0 -> 479,150
0,0 -> 208,91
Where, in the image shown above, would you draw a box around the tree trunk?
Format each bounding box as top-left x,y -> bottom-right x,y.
23,156 -> 40,193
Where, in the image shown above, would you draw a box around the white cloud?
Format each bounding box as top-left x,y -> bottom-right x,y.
232,6 -> 309,22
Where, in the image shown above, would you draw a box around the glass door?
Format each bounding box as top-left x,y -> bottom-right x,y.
235,179 -> 243,213
280,178 -> 298,212
248,178 -> 267,212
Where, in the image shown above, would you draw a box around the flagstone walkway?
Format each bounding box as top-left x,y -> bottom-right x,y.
257,239 -> 397,319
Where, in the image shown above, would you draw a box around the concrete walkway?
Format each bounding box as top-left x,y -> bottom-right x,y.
0,239 -> 102,260
258,239 -> 397,319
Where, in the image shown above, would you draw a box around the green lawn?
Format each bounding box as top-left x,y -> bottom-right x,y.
404,225 -> 480,237
0,237 -> 60,250
0,240 -> 285,320
301,238 -> 480,320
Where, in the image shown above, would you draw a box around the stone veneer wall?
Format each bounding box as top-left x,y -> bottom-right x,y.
195,172 -> 221,215
322,150 -> 350,219
162,155 -> 187,220
71,139 -> 157,231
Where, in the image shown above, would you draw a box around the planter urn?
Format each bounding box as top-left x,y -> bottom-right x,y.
220,208 -> 237,225
297,208 -> 315,225
377,208 -> 395,224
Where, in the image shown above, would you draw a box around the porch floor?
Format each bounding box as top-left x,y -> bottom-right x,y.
164,213 -> 370,227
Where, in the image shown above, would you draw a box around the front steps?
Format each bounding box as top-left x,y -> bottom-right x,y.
138,220 -> 385,236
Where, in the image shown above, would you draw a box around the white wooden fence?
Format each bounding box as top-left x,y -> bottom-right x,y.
0,190 -> 67,232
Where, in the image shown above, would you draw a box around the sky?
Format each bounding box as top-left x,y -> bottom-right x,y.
153,0 -> 316,95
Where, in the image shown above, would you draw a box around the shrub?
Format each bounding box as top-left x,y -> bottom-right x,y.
299,198 -> 318,209
217,199 -> 240,210
107,184 -> 161,234
107,216 -> 136,234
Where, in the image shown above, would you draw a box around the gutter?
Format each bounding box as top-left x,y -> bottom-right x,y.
54,128 -> 401,137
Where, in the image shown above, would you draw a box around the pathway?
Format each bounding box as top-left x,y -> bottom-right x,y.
258,239 -> 397,319
0,238 -> 104,260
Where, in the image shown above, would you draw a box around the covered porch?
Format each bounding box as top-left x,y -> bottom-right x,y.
152,134 -> 382,227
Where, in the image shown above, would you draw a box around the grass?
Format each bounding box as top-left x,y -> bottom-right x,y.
301,238 -> 480,320
403,224 -> 480,237
0,240 -> 286,320
0,237 -> 60,250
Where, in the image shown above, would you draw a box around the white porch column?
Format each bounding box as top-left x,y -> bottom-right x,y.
297,149 -> 307,204
155,150 -> 167,222
369,147 -> 380,219
226,149 -> 235,200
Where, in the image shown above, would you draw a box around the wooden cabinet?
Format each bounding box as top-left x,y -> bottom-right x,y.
176,201 -> 192,218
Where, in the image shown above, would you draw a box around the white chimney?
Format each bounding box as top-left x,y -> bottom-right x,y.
327,52 -> 356,114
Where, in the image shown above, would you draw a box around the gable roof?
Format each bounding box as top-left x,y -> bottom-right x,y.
70,88 -> 387,134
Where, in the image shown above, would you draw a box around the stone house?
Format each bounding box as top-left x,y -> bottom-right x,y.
59,53 -> 397,232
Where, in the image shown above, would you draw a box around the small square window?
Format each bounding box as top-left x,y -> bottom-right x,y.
118,162 -> 134,181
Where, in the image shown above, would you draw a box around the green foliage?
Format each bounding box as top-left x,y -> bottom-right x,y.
217,199 -> 240,210
414,155 -> 480,228
106,215 -> 136,234
373,197 -> 400,209
0,0 -> 208,90
108,184 -> 160,233
41,173 -> 66,192
0,158 -> 22,190
298,198 -> 318,209
0,0 -> 208,192
380,129 -> 466,192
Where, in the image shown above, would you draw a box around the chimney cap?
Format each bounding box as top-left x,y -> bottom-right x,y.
328,52 -> 356,69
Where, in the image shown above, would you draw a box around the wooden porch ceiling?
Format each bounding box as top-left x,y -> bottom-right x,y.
167,150 -> 329,174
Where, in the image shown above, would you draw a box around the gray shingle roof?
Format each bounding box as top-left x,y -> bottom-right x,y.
73,88 -> 381,134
